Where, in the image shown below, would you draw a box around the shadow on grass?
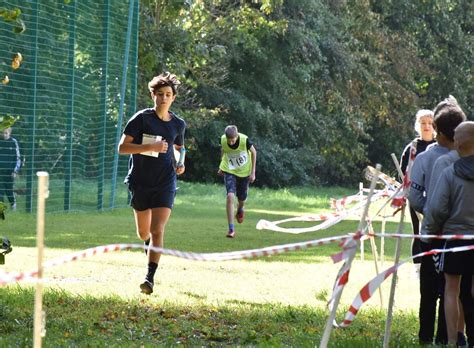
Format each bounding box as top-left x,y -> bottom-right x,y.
0,286 -> 421,347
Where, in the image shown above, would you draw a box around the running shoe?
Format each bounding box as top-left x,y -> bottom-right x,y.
236,209 -> 244,224
140,280 -> 154,295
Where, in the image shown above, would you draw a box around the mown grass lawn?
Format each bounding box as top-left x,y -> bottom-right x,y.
0,182 -> 423,347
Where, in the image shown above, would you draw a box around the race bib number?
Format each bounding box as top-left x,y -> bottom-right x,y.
227,151 -> 248,170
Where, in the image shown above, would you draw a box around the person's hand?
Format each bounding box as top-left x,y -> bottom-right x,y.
217,169 -> 224,176
249,173 -> 256,183
150,140 -> 168,153
176,163 -> 185,175
12,172 -> 17,179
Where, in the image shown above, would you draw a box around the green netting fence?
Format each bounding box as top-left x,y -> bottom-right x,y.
0,0 -> 139,213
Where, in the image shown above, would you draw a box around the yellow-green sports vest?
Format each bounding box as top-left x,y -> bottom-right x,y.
219,133 -> 252,177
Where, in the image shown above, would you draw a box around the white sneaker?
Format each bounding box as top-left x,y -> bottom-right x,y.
11,203 -> 16,211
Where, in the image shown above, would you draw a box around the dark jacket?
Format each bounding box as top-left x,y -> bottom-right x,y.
400,138 -> 436,174
424,155 -> 474,236
0,137 -> 21,173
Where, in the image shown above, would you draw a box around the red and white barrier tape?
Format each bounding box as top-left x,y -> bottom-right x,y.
4,226 -> 472,330
364,166 -> 401,192
257,168 -> 398,235
256,213 -> 346,234
330,194 -> 363,212
327,231 -> 362,310
256,190 -> 387,234
327,231 -> 474,311
0,234 -> 352,286
337,242 -> 474,327
392,141 -> 416,208
371,233 -> 474,241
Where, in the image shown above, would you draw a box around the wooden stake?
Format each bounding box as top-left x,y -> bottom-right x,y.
33,172 -> 49,348
383,206 -> 405,348
368,222 -> 383,307
359,182 -> 365,261
383,154 -> 406,348
380,204 -> 387,265
319,164 -> 381,348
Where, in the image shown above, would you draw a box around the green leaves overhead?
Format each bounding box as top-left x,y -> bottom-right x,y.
0,7 -> 25,33
139,0 -> 471,186
0,115 -> 18,131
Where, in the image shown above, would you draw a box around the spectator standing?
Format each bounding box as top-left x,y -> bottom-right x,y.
400,109 -> 436,262
408,96 -> 466,345
0,127 -> 21,210
424,121 -> 474,346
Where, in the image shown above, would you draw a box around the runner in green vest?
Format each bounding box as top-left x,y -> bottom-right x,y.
218,125 -> 257,238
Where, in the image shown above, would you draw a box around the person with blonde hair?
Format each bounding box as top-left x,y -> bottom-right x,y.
400,109 -> 436,261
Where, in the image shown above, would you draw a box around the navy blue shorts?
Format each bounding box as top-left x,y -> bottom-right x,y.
224,173 -> 249,201
129,185 -> 175,211
440,240 -> 474,275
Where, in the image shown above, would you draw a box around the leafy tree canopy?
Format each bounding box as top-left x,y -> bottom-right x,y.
137,0 -> 472,186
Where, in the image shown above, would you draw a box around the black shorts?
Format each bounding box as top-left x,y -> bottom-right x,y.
224,173 -> 249,201
440,239 -> 474,275
129,185 -> 175,211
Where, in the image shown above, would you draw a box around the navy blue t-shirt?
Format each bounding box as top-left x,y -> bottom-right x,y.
123,108 -> 185,191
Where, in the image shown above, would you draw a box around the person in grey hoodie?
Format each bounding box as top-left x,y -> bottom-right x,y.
424,121 -> 474,346
428,127 -> 472,347
408,97 -> 466,346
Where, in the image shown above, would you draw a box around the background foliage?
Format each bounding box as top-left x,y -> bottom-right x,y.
1,0 -> 472,201
0,0 -> 138,212
138,0 -> 473,187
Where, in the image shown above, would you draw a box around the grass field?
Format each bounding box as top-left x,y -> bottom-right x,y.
0,182 -> 425,347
